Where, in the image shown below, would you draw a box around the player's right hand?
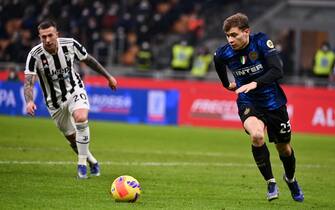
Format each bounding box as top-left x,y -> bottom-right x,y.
26,101 -> 37,116
228,82 -> 237,91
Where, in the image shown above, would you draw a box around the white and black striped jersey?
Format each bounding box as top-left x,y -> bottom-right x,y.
25,38 -> 88,109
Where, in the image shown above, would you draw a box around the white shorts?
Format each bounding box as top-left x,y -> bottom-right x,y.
48,88 -> 90,136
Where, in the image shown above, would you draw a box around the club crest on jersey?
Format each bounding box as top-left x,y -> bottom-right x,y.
240,56 -> 247,65
64,51 -> 69,58
249,51 -> 258,61
64,54 -> 70,62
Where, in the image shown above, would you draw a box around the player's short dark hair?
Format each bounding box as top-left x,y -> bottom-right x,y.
223,13 -> 249,32
38,20 -> 57,31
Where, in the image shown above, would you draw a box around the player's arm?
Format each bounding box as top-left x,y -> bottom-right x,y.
236,54 -> 283,94
82,54 -> 117,90
214,54 -> 236,91
254,54 -> 283,87
24,74 -> 37,116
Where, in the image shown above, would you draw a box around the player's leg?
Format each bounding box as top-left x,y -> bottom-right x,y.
65,133 -> 99,169
50,106 -> 88,178
65,133 -> 78,154
275,143 -> 295,181
244,116 -> 273,180
276,143 -> 304,202
72,108 -> 90,178
244,116 -> 278,201
69,89 -> 100,178
267,105 -> 304,202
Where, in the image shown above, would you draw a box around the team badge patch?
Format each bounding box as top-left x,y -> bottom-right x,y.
266,40 -> 274,48
42,59 -> 49,68
244,108 -> 250,115
240,56 -> 247,65
249,51 -> 258,61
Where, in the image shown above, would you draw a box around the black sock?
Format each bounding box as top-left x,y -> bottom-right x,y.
252,144 -> 274,181
280,149 -> 296,180
70,143 -> 78,154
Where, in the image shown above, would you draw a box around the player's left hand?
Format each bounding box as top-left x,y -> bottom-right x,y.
235,81 -> 257,94
108,76 -> 117,91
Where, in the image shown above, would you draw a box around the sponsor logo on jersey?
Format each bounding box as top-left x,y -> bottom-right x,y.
233,64 -> 264,77
50,67 -> 70,77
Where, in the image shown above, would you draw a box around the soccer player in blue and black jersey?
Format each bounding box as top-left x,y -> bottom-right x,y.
214,13 -> 304,202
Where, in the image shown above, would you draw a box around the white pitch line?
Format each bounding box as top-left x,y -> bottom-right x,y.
0,146 -> 241,157
0,160 -> 329,169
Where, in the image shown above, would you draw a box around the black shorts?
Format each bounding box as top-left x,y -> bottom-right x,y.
238,104 -> 291,144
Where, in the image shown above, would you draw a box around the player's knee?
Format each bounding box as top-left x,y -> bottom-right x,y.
276,144 -> 291,156
73,113 -> 88,123
251,130 -> 264,145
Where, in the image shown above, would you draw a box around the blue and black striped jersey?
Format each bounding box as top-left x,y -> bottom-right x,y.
215,32 -> 287,110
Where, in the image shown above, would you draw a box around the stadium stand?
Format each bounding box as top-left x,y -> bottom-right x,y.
0,0 -> 335,86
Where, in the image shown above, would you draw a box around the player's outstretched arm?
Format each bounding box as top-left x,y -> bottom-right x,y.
82,54 -> 117,90
24,74 -> 37,116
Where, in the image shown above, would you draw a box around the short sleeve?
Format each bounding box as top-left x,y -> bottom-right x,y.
24,52 -> 37,75
73,39 -> 88,61
257,33 -> 278,57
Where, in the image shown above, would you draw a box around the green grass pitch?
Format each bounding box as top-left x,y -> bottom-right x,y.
0,115 -> 334,209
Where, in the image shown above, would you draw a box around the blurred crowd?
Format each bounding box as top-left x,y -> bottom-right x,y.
0,0 -> 207,70
1,0 -> 335,85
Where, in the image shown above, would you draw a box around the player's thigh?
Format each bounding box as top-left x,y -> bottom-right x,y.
68,88 -> 90,115
238,105 -> 266,135
51,108 -> 76,136
243,116 -> 265,135
265,105 -> 291,143
72,108 -> 89,123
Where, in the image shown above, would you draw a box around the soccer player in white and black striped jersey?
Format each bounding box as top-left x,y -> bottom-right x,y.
24,20 -> 117,179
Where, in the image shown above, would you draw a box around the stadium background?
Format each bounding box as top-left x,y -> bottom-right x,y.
1,0 -> 334,134
0,0 -> 335,209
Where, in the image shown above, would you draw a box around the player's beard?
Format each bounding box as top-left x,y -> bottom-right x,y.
44,42 -> 57,54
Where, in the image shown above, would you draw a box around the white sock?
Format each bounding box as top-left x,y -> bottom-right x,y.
87,150 -> 98,164
76,121 -> 90,165
267,178 -> 276,183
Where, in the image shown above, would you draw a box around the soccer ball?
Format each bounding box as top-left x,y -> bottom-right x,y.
111,175 -> 141,202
